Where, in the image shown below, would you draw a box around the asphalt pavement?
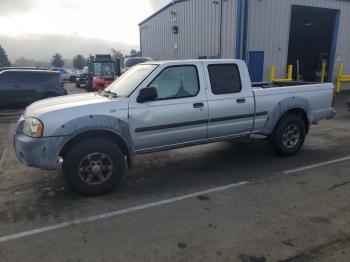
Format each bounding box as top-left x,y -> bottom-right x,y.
0,84 -> 349,262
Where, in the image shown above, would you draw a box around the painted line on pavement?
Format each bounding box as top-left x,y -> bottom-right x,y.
283,156 -> 350,175
0,146 -> 7,172
0,181 -> 250,243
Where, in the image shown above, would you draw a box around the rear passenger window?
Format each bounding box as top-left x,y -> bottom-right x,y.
21,72 -> 50,82
208,64 -> 242,94
0,72 -> 19,83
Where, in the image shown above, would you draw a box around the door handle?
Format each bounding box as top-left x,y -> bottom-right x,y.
236,98 -> 246,104
193,102 -> 204,108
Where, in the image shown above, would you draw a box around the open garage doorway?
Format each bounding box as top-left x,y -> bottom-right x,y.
287,5 -> 339,82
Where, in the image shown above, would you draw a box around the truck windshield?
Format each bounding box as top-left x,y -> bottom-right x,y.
105,64 -> 157,97
93,62 -> 116,76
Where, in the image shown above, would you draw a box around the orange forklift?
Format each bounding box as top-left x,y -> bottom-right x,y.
86,54 -> 120,92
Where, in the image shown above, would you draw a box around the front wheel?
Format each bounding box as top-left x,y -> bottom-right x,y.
63,138 -> 125,196
268,115 -> 306,156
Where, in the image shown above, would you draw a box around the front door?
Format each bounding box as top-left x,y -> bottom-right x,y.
129,63 -> 209,151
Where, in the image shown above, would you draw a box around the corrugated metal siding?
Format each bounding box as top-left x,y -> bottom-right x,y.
248,0 -> 350,81
222,0 -> 237,58
140,0 -> 237,60
141,0 -> 350,83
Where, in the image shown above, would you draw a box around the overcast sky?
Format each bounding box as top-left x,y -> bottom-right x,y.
0,0 -> 170,62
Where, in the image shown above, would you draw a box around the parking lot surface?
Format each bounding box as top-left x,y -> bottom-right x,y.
0,84 -> 349,262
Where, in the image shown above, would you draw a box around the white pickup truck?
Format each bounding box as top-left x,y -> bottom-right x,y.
14,59 -> 336,195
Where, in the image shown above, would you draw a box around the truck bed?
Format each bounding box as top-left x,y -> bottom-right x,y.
251,81 -> 334,134
252,81 -> 319,88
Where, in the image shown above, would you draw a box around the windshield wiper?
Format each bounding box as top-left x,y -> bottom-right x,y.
96,90 -> 117,98
103,90 -> 118,98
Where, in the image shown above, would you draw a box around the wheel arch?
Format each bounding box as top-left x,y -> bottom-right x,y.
59,130 -> 133,168
274,108 -> 310,134
262,96 -> 312,135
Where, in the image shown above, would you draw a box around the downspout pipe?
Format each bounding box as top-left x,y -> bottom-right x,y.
242,0 -> 249,61
219,0 -> 224,58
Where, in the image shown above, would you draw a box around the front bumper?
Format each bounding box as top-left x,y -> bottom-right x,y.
13,120 -> 63,170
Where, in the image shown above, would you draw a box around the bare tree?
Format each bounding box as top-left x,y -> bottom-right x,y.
51,53 -> 64,67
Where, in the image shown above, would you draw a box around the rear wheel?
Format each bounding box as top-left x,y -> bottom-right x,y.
69,76 -> 76,83
63,138 -> 125,196
268,114 -> 306,156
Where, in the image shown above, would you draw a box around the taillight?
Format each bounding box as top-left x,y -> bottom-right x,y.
332,87 -> 336,107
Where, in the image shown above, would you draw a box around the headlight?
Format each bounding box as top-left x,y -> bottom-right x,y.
23,118 -> 44,138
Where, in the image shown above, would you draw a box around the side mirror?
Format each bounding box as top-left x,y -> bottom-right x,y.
137,87 -> 158,103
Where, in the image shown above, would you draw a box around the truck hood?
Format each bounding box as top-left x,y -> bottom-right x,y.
24,93 -> 122,118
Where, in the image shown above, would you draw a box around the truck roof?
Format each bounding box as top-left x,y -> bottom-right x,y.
143,59 -> 243,65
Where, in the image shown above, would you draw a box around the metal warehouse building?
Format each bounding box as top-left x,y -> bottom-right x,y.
139,0 -> 350,83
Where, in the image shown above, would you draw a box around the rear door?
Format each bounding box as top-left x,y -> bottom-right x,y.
0,71 -> 23,107
19,72 -> 44,104
203,61 -> 255,138
129,62 -> 209,151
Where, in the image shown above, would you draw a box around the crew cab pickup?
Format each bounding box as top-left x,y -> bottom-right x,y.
14,59 -> 336,196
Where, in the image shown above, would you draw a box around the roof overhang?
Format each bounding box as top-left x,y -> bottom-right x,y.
139,0 -> 189,26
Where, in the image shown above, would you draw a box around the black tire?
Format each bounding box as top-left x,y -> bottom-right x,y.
86,81 -> 92,92
63,138 -> 125,196
42,93 -> 57,99
268,114 -> 306,156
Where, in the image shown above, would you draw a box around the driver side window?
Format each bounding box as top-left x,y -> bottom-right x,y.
149,65 -> 199,100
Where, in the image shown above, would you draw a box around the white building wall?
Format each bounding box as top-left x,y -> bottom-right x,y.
247,0 -> 350,81
140,0 -> 350,83
140,0 -> 238,60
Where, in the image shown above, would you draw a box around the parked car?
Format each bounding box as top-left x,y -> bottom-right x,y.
13,59 -> 336,196
0,67 -> 53,72
123,57 -> 153,73
0,69 -> 66,108
75,66 -> 89,88
57,68 -> 78,83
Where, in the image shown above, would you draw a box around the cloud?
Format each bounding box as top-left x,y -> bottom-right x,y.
0,0 -> 38,15
0,33 -> 138,62
149,0 -> 170,11
59,1 -> 81,10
